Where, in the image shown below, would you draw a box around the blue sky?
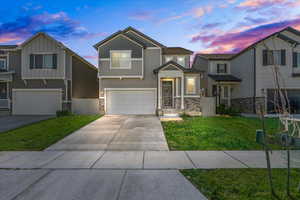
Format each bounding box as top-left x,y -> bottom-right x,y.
1,0 -> 300,65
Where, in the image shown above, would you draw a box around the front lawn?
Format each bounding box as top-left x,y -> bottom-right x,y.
0,115 -> 101,151
181,169 -> 300,200
162,116 -> 281,150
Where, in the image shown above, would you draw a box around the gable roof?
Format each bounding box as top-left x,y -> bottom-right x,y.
162,47 -> 193,55
19,32 -> 97,71
277,33 -> 299,45
94,26 -> 166,49
153,61 -> 202,73
0,45 -> 18,49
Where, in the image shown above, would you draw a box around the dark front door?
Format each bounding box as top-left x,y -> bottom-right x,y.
162,80 -> 173,108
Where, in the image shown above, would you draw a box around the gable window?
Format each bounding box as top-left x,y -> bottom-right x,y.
110,50 -> 131,69
30,54 -> 57,69
263,50 -> 286,66
177,56 -> 185,67
293,52 -> 300,68
217,64 -> 227,73
186,77 -> 196,94
165,56 -> 173,63
0,58 -> 6,71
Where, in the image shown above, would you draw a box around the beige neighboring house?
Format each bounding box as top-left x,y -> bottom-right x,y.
94,26 -> 215,116
193,26 -> 300,114
0,32 -> 99,115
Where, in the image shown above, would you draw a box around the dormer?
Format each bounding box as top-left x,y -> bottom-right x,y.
162,47 -> 193,68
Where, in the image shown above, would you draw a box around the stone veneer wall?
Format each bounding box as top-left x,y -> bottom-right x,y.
231,97 -> 265,114
99,98 -> 105,114
184,98 -> 201,112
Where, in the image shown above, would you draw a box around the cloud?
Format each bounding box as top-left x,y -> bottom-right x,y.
237,0 -> 298,11
202,22 -> 222,29
190,6 -> 213,18
191,17 -> 300,53
244,16 -> 269,24
0,12 -> 105,43
128,10 -> 153,21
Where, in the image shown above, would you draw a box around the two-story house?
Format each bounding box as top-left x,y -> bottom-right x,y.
193,26 -> 300,114
0,32 -> 99,115
94,27 -> 215,116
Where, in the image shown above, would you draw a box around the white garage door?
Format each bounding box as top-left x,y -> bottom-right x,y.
106,89 -> 156,115
12,89 -> 62,115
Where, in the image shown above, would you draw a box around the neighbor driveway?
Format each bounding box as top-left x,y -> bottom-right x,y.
47,115 -> 169,151
0,115 -> 53,133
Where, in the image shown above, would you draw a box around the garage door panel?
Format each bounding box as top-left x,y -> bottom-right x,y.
13,90 -> 62,115
106,90 -> 156,115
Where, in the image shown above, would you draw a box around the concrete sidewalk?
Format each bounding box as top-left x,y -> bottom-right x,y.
0,169 -> 207,200
0,150 -> 299,169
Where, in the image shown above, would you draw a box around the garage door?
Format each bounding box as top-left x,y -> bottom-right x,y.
106,89 -> 156,115
267,89 -> 300,114
12,89 -> 62,115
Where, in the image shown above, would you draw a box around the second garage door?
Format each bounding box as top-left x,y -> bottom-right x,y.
12,89 -> 62,115
106,89 -> 156,115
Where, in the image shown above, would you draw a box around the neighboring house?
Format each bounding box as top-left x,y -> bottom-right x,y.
94,26 -> 215,116
193,26 -> 300,114
0,32 -> 98,115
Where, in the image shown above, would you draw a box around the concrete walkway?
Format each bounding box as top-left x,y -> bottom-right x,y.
47,115 -> 169,151
0,150 -> 299,169
0,169 -> 207,200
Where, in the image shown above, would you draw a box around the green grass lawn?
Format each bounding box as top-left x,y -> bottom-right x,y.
181,169 -> 300,200
162,116 -> 281,150
0,115 -> 101,151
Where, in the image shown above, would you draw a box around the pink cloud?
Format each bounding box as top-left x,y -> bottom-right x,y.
83,55 -> 98,60
237,0 -> 287,11
128,11 -> 153,21
191,17 -> 300,53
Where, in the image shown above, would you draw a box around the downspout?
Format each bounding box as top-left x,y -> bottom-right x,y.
253,48 -> 256,113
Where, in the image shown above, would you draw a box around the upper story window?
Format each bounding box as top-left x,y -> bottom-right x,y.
30,54 -> 57,69
165,56 -> 173,63
0,58 -> 7,71
186,77 -> 196,94
177,56 -> 185,67
293,52 -> 300,68
110,50 -> 131,69
263,50 -> 286,66
217,64 -> 227,73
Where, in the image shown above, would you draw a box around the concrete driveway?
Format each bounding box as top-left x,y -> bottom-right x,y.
47,115 -> 169,151
0,115 -> 53,133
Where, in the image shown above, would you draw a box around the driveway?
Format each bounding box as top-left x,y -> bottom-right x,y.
0,115 -> 54,133
47,115 -> 169,151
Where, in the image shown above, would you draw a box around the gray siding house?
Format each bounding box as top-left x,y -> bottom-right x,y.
0,32 -> 98,115
193,26 -> 300,114
94,27 -> 215,116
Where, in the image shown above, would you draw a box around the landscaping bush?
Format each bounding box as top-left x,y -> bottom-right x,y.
56,110 -> 73,117
217,104 -> 241,116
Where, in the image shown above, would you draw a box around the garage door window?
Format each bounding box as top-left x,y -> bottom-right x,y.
110,51 -> 131,69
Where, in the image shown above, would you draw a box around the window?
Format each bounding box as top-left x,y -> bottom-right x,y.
30,54 -> 57,69
217,64 -> 227,73
0,82 -> 7,99
0,58 -> 6,71
293,52 -> 300,68
177,56 -> 185,67
263,50 -> 286,66
186,77 -> 196,94
110,51 -> 131,69
165,56 -> 173,63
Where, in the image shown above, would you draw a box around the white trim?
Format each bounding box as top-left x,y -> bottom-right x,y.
100,58 -> 110,61
126,30 -> 161,48
105,88 -> 156,91
161,79 -> 175,108
146,47 -> 161,49
131,58 -> 143,61
98,34 -> 144,48
142,49 -> 144,79
22,77 -> 65,80
12,88 -> 62,92
181,75 -> 184,109
99,75 -> 143,79
0,71 -> 14,75
109,50 -> 132,69
185,76 -> 197,95
0,58 -> 7,71
184,95 -> 201,98
160,63 -> 183,72
63,50 -> 66,79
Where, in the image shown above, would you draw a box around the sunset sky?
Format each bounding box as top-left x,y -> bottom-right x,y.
1,0 -> 300,65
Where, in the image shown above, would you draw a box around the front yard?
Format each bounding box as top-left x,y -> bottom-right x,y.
181,169 -> 300,200
162,116 -> 281,150
0,115 -> 101,151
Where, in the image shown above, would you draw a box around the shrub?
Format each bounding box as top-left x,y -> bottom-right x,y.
56,110 -> 73,117
216,104 -> 241,116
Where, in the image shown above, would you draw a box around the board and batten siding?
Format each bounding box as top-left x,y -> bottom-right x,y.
255,34 -> 300,97
21,34 -> 65,79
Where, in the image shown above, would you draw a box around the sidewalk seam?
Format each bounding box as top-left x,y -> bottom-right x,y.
116,170 -> 127,200
90,151 -> 106,168
184,151 -> 197,169
223,151 -> 250,168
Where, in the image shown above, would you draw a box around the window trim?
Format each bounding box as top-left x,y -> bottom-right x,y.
263,49 -> 286,66
185,76 -> 196,95
217,63 -> 227,74
165,56 -> 173,63
0,58 -> 7,71
30,52 -> 57,69
176,56 -> 185,67
110,50 -> 132,69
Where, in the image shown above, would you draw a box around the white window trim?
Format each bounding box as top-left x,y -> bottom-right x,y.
31,52 -> 56,69
109,50 -> 132,69
0,58 -> 7,71
185,76 -> 196,95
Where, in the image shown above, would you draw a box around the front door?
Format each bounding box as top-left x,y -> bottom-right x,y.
162,80 -> 173,108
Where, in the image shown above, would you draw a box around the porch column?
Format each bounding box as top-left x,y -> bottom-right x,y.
181,75 -> 184,109
158,76 -> 161,109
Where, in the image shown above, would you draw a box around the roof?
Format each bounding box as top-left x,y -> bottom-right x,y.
196,53 -> 235,60
0,45 -> 18,49
162,47 -> 193,55
208,74 -> 241,82
153,61 -> 202,73
277,33 -> 299,45
94,26 -> 165,49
